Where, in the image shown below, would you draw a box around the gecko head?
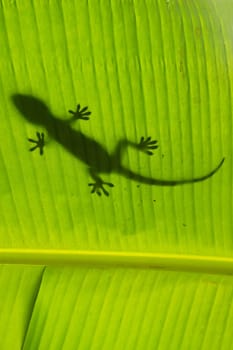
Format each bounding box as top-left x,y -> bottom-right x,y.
11,94 -> 53,126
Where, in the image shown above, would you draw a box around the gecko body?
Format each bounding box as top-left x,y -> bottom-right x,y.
12,94 -> 225,195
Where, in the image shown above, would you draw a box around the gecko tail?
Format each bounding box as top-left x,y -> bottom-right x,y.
119,158 -> 225,186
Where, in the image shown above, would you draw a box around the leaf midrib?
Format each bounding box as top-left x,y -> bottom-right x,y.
1,249 -> 233,275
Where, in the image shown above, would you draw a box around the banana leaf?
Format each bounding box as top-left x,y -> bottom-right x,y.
0,0 -> 232,349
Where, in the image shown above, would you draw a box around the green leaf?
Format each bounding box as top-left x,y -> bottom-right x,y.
0,265 -> 44,349
0,0 -> 232,349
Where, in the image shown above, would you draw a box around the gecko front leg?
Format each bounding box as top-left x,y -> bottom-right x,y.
28,132 -> 45,155
68,104 -> 91,121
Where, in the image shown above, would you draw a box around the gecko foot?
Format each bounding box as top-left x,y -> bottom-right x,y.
138,136 -> 159,155
28,132 -> 45,155
68,104 -> 91,121
88,178 -> 114,196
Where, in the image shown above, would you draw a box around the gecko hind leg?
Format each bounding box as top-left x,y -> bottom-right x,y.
112,136 -> 159,167
137,137 -> 159,155
88,169 -> 114,196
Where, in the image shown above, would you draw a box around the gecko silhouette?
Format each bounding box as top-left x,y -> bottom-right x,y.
12,94 -> 225,196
